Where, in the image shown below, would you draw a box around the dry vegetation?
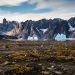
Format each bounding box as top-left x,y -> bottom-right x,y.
0,40 -> 75,75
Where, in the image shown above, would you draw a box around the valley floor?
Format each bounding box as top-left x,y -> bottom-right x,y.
0,40 -> 75,75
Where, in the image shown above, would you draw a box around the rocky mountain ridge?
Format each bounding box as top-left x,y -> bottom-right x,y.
0,17 -> 75,41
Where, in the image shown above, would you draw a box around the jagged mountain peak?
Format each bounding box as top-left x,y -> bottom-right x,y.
0,17 -> 75,41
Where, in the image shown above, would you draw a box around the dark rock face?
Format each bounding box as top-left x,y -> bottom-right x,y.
44,19 -> 70,39
0,17 -> 75,40
68,17 -> 75,38
0,35 -> 17,40
52,19 -> 70,38
19,18 -> 70,40
0,21 -> 17,32
68,17 -> 75,27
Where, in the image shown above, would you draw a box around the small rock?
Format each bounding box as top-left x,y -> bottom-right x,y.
38,63 -> 42,66
2,61 -> 10,65
54,71 -> 63,75
41,71 -> 50,75
25,54 -> 26,56
51,65 -> 55,68
12,61 -> 16,64
47,67 -> 53,70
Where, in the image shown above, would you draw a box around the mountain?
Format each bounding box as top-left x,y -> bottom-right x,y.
0,35 -> 17,40
0,17 -> 75,41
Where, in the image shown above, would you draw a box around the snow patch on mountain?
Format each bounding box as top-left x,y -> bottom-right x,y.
55,33 -> 67,41
28,34 -> 38,41
40,29 -> 48,33
69,24 -> 75,31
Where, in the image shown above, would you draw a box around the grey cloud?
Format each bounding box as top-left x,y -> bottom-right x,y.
27,0 -> 75,13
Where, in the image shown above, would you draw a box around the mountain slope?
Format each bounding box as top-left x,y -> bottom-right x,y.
0,17 -> 75,41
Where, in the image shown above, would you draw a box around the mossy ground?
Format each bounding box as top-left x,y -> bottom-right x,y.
0,40 -> 75,75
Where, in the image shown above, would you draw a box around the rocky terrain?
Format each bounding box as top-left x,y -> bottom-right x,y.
0,40 -> 75,75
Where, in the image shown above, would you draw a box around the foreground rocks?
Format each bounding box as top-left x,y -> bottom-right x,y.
0,61 -> 75,75
0,41 -> 75,75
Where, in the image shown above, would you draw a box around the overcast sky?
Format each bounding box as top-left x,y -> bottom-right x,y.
0,0 -> 75,22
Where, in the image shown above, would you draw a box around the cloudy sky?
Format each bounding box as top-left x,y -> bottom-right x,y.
0,0 -> 75,22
